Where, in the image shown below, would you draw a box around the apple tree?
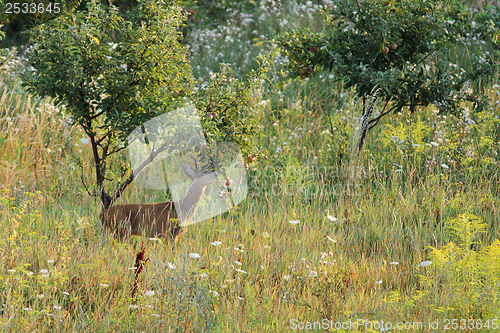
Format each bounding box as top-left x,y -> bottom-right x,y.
22,0 -> 266,211
22,0 -> 194,209
277,0 -> 500,154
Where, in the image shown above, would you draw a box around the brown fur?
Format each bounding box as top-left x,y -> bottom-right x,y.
100,201 -> 187,246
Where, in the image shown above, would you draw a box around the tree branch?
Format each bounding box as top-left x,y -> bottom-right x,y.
89,108 -> 106,120
107,141 -> 172,208
367,101 -> 399,130
108,145 -> 129,156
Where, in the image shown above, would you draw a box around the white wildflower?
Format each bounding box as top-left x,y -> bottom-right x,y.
327,215 -> 337,222
418,261 -> 432,267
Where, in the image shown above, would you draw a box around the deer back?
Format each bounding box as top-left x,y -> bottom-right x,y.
100,201 -> 184,242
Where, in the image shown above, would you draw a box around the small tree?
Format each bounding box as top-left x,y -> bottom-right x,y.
277,0 -> 500,154
23,0 -> 194,209
22,0 -> 266,211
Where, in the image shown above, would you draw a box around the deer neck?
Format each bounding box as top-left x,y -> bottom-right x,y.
177,181 -> 208,224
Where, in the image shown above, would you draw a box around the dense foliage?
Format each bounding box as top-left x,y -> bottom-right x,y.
277,0 -> 500,151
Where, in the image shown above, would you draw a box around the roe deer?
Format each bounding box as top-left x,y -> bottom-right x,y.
100,157 -> 218,246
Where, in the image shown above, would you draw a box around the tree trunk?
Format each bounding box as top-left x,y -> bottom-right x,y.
356,92 -> 379,155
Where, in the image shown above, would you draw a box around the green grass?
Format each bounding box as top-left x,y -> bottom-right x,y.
1,0 -> 500,331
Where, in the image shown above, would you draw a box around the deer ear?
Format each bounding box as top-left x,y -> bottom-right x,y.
182,160 -> 197,178
181,160 -> 191,171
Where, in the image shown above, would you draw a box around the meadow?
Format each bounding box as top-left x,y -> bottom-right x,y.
1,0 -> 500,332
